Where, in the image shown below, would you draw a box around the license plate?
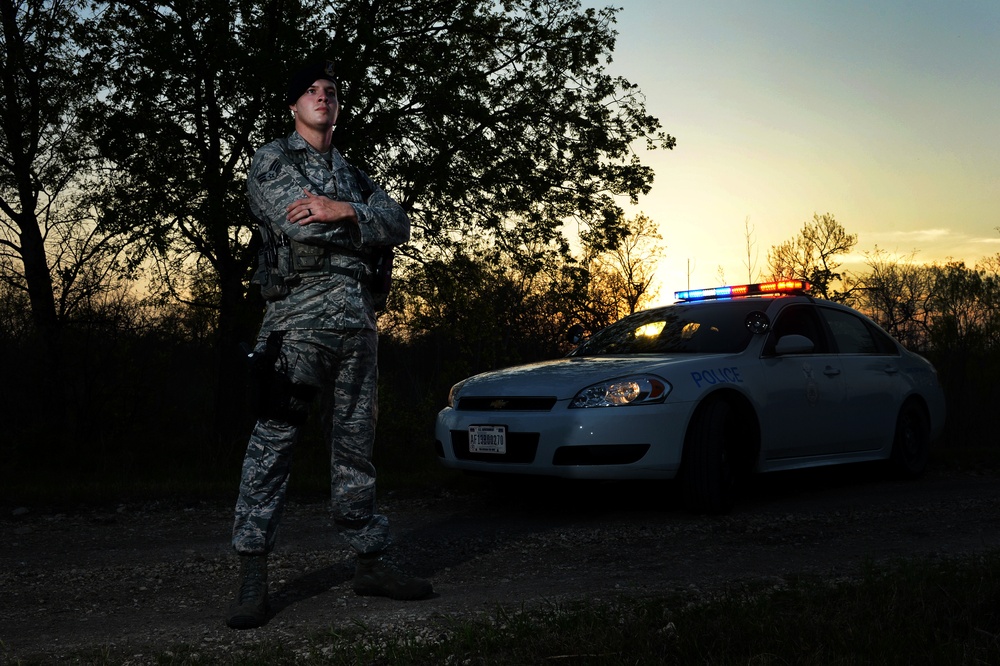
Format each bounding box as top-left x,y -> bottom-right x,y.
468,425 -> 507,454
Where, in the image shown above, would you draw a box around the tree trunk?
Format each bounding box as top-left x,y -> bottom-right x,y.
19,218 -> 60,345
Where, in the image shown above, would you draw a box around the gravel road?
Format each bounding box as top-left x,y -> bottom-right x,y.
2,464 -> 999,663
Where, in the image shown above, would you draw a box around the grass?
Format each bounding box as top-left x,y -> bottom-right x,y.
10,551 -> 997,665
305,553 -> 1000,665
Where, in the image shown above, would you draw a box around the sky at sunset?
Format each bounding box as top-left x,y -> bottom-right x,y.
584,1 -> 1000,303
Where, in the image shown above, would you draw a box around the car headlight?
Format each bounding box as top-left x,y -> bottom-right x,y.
569,375 -> 671,408
447,380 -> 467,408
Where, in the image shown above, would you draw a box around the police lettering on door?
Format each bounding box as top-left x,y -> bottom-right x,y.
691,367 -> 744,388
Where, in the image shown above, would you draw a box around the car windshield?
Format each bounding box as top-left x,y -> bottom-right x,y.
570,301 -> 767,356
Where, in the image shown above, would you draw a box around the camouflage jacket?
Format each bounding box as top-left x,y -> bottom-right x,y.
247,131 -> 410,331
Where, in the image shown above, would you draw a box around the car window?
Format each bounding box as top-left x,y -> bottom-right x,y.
764,304 -> 828,355
869,324 -> 900,355
818,307 -> 894,355
570,301 -> 765,356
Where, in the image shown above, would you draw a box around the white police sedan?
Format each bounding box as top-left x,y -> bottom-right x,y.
434,281 -> 946,512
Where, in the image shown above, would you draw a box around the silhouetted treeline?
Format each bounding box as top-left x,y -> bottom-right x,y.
2,255 -> 998,501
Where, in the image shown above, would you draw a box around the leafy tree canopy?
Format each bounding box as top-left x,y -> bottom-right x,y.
68,0 -> 674,432
323,0 -> 674,256
82,0 -> 673,288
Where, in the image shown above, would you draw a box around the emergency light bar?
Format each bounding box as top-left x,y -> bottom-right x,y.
675,280 -> 811,302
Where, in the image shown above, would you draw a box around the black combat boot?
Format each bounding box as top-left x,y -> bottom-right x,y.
352,552 -> 433,600
226,554 -> 269,629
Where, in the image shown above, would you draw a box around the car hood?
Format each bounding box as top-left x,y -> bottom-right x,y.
453,354 -> 726,400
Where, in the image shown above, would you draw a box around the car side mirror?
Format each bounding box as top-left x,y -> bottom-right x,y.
566,323 -> 586,345
775,334 -> 815,355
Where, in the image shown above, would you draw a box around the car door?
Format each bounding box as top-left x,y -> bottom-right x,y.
816,306 -> 903,452
758,303 -> 846,460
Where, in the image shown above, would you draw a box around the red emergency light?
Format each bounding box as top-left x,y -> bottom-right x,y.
675,280 -> 811,302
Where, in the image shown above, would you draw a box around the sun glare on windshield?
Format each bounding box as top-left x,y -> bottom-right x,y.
635,321 -> 666,338
572,301 -> 770,356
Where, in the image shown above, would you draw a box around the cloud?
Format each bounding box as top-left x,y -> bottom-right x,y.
873,228 -> 1000,247
880,228 -> 951,242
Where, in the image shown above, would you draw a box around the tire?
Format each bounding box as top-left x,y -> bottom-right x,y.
890,401 -> 930,478
680,399 -> 737,514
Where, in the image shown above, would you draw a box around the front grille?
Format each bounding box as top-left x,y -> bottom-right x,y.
450,431 -> 539,463
456,396 -> 557,412
552,444 -> 650,466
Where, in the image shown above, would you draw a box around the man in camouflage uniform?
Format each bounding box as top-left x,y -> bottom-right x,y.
226,61 -> 432,630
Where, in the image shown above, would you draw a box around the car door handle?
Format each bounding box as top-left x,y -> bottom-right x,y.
883,365 -> 899,375
823,366 -> 841,377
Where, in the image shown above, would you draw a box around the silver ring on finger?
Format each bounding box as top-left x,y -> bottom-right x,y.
307,208 -> 312,217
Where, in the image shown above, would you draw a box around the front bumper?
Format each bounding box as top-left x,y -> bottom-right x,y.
433,400 -> 689,480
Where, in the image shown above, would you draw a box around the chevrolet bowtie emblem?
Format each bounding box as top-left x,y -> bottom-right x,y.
489,399 -> 508,409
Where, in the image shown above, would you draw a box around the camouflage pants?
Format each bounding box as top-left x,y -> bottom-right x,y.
231,327 -> 391,556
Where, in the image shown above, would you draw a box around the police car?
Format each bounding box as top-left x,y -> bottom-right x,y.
434,281 -> 946,512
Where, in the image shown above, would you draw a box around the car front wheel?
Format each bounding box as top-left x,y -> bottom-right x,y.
680,399 -> 737,514
890,401 -> 930,478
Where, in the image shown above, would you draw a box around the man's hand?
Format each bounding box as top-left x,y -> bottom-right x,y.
286,188 -> 359,226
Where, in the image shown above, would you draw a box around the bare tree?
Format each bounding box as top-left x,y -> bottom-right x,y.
586,211 -> 665,319
742,216 -> 759,283
766,212 -> 857,300
852,247 -> 934,350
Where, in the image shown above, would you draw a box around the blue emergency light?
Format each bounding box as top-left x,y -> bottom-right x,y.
675,280 -> 811,302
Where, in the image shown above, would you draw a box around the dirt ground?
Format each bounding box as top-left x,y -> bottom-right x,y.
2,464 -> 999,663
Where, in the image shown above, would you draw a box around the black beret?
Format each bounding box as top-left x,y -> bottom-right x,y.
286,60 -> 337,105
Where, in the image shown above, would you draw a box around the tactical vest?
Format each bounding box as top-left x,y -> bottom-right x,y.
250,140 -> 393,309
